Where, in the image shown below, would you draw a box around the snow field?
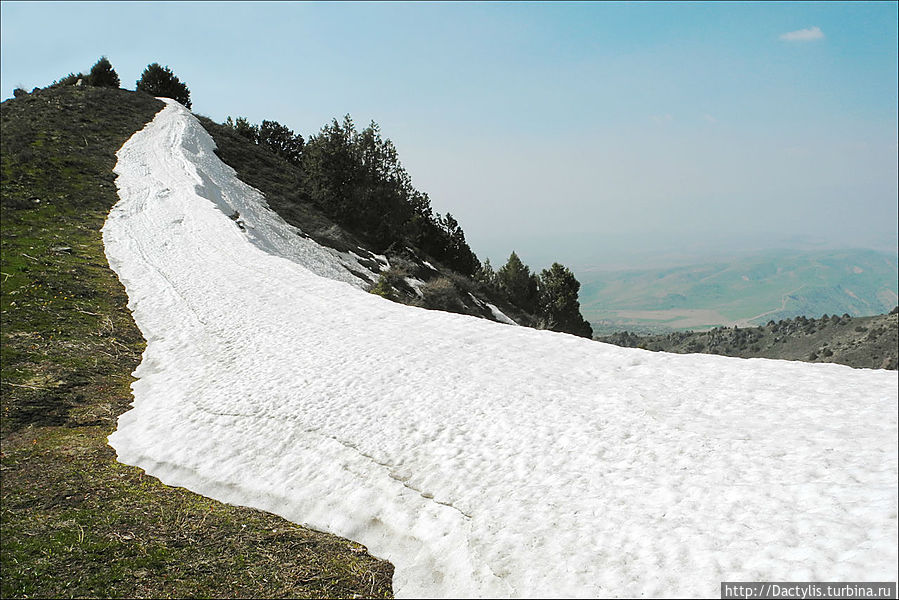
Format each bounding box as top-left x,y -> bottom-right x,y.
104,100 -> 898,598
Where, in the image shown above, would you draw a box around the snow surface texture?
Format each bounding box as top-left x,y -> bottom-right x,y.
104,101 -> 899,598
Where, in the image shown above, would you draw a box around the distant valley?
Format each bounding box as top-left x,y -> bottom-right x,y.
579,248 -> 898,334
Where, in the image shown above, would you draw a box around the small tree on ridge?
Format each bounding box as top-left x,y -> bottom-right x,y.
537,262 -> 593,338
136,63 -> 191,108
88,56 -> 120,88
497,251 -> 539,312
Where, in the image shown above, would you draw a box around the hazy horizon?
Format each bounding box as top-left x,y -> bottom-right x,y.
2,1 -> 896,272
478,228 -> 899,273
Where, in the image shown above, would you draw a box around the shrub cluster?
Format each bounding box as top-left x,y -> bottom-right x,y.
478,252 -> 592,338
222,114 -> 479,276
224,117 -> 304,166
40,59 -> 190,111
135,63 -> 191,108
45,57 -> 121,91
420,277 -> 466,314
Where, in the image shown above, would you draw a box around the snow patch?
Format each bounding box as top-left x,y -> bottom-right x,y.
467,292 -> 517,326
103,100 -> 898,598
405,277 -> 426,297
485,302 -> 517,326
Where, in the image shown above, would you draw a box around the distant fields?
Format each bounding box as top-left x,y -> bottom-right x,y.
579,248 -> 898,333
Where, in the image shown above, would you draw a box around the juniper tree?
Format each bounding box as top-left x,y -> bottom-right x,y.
476,258 -> 498,288
300,114 -> 479,270
258,120 -> 304,165
136,63 -> 191,108
537,262 -> 593,338
88,56 -> 120,88
497,252 -> 539,312
225,117 -> 259,143
439,213 -> 479,277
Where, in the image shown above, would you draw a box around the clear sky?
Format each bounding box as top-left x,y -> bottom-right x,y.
2,1 -> 897,269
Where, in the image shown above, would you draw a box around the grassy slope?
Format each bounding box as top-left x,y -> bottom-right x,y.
1,85 -> 393,598
599,311 -> 899,370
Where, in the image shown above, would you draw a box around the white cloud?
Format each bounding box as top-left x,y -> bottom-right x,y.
779,26 -> 824,42
703,114 -> 718,124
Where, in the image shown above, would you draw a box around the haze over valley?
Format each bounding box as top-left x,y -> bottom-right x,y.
579,247 -> 898,333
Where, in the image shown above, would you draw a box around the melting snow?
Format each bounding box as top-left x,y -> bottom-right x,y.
405,276 -> 426,297
486,302 -> 517,326
465,292 -> 517,326
103,100 -> 898,598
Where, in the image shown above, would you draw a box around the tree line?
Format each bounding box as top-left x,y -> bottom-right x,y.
225,113 -> 480,277
477,252 -> 593,338
36,57 -> 191,109
223,114 -> 591,336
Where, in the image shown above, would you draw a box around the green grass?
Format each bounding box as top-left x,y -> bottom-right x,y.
1,85 -> 393,598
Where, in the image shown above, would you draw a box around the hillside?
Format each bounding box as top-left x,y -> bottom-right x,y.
1,85 -> 393,598
581,248 -> 899,332
194,116 -> 530,327
100,97 -> 897,597
599,309 -> 899,370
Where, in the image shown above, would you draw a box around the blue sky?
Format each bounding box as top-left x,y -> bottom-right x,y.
2,2 -> 897,268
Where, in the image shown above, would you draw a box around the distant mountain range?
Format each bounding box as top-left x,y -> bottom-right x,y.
579,248 -> 898,334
